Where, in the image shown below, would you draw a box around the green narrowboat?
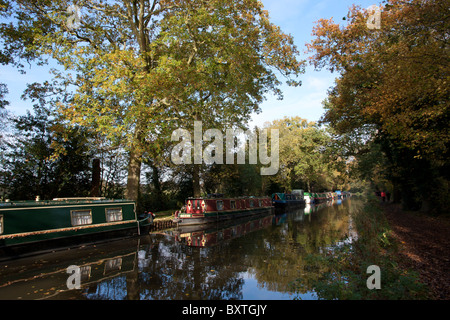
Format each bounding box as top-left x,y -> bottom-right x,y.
304,192 -> 314,204
0,197 -> 153,259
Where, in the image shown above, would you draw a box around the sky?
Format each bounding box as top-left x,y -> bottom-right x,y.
1,0 -> 378,126
251,0 -> 379,128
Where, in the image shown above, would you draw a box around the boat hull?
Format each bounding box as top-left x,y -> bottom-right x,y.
272,192 -> 305,211
272,199 -> 305,209
173,207 -> 274,226
0,224 -> 141,260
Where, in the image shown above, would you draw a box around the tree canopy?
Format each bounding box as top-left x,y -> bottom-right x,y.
1,0 -> 305,200
308,0 -> 449,211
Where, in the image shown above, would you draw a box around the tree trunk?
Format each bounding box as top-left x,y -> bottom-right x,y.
192,112 -> 202,197
125,119 -> 145,202
90,158 -> 101,197
151,164 -> 162,197
193,164 -> 201,197
150,162 -> 164,211
125,149 -> 142,201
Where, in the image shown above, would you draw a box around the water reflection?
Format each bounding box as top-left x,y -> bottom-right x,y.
0,198 -> 363,300
170,210 -> 274,247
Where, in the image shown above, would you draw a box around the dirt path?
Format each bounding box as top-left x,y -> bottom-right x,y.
383,203 -> 450,300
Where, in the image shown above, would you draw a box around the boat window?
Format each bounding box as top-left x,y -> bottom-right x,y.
259,200 -> 262,207
71,209 -> 93,226
0,215 -> 3,234
106,207 -> 123,222
249,200 -> 254,207
230,200 -> 236,209
216,200 -> 223,210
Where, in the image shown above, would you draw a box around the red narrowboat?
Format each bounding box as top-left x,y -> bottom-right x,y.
172,194 -> 274,226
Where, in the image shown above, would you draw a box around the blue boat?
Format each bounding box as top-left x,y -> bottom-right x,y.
272,190 -> 305,210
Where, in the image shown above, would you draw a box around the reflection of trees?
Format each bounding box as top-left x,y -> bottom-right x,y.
78,199 -> 363,300
136,236 -> 247,300
247,200 -> 360,295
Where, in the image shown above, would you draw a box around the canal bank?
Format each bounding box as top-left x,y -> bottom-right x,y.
382,203 -> 450,300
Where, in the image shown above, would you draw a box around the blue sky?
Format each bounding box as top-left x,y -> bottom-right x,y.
252,0 -> 379,128
2,0 -> 378,125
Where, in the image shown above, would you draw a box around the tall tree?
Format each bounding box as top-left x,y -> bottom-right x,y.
308,0 -> 449,160
4,104 -> 93,200
265,117 -> 341,192
308,0 -> 449,211
2,0 -> 304,201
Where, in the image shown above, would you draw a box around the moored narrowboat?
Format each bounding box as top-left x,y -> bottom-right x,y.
272,190 -> 305,209
304,192 -> 314,204
172,194 -> 274,226
0,197 -> 152,259
314,192 -> 329,203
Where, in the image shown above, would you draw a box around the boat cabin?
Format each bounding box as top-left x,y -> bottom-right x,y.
185,197 -> 272,215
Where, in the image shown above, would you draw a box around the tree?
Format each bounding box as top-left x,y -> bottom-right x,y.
307,0 -> 449,211
4,104 -> 93,200
2,0 -> 305,201
265,117 -> 343,192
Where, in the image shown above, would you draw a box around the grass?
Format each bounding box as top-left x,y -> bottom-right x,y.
152,209 -> 176,220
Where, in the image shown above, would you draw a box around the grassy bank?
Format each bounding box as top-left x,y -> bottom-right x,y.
294,197 -> 430,300
152,209 -> 176,220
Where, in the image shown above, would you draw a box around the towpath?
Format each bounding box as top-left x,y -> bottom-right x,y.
383,203 -> 450,299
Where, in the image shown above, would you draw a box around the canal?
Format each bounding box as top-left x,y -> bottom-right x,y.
0,198 -> 363,300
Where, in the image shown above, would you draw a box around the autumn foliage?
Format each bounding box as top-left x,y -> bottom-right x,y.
308,0 -> 449,211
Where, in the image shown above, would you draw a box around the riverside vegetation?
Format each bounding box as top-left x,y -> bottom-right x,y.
293,196 -> 429,300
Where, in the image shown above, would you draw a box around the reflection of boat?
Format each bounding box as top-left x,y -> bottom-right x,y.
0,236 -> 151,299
173,194 -> 273,226
0,198 -> 153,259
273,213 -> 287,225
303,201 -> 332,215
304,203 -> 312,215
173,211 -> 274,247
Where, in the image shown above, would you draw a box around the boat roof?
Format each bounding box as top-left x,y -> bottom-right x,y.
0,198 -> 134,208
187,196 -> 268,200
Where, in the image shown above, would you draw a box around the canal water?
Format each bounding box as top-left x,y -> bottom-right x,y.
0,198 -> 363,300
